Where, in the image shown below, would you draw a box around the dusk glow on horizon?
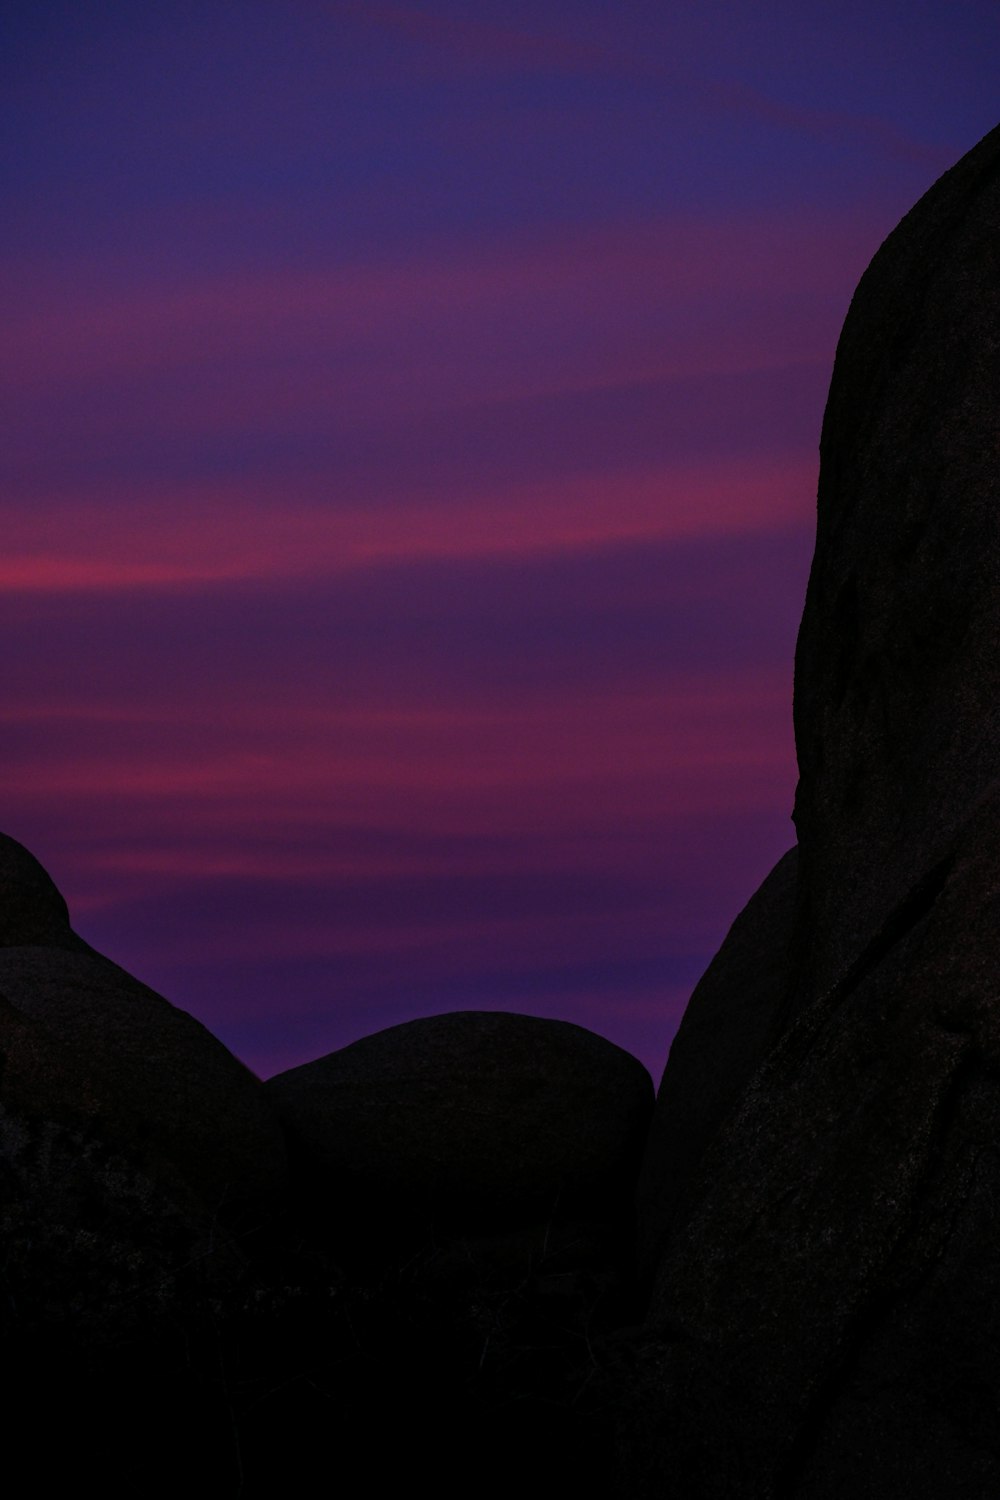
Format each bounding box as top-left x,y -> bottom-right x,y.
4,2 -> 998,1079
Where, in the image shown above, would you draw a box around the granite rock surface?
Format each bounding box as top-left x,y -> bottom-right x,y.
0,839 -> 648,1493
0,944 -> 287,1229
792,119 -> 1000,1007
635,845 -> 797,1282
267,1009 -> 653,1235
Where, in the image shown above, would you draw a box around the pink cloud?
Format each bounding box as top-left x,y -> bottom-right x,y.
709,77 -> 954,169
1,210 -> 876,395
4,666 -> 793,835
1,451 -> 816,595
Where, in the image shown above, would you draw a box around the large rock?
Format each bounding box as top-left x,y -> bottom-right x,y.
0,836 -> 297,1488
792,120 -> 1000,1005
624,122 -> 1000,1497
0,945 -> 287,1228
624,792 -> 1000,1498
0,990 -> 246,1336
635,846 -> 797,1280
267,1010 -> 653,1233
0,832 -> 89,950
0,988 -> 287,1494
0,836 -> 287,1229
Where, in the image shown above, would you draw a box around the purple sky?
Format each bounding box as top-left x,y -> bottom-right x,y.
3,2 -> 997,1080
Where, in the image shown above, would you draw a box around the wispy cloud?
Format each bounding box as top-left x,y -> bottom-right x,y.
335,0 -> 618,76
708,77 -> 955,169
336,0 -> 953,169
1,209 -> 872,393
0,452 -> 816,594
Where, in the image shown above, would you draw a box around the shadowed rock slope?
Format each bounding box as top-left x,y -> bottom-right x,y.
627,120 -> 1000,1498
267,1010 -> 651,1250
0,833 -> 652,1495
635,846 -> 797,1282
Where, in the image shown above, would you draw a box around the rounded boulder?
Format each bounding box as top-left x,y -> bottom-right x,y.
266,1010 -> 653,1228
0,945 -> 287,1228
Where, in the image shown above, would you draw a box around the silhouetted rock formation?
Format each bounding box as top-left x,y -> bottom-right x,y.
0,945 -> 287,1227
0,838 -> 650,1494
268,1009 -> 651,1235
0,842 -> 286,1312
626,120 -> 1000,1498
0,989 -> 244,1337
635,846 -> 797,1281
0,883 -> 259,1490
0,831 -> 90,949
793,119 -> 1000,1009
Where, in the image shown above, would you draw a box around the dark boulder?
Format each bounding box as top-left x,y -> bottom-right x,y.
0,831 -> 89,950
623,121 -> 1000,1497
0,840 -> 289,1489
0,944 -> 287,1229
623,791 -> 1000,1498
0,837 -> 286,1230
266,1010 -> 653,1237
263,1011 -> 652,1492
0,989 -> 246,1336
792,120 -> 1000,1006
0,989 -> 280,1495
635,846 -> 797,1280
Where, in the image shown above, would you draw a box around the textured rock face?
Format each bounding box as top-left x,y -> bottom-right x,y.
635,846 -> 797,1280
0,985 -> 273,1494
0,992 -> 244,1338
626,122 -> 1000,1497
0,838 -> 654,1492
267,1010 -> 653,1230
0,841 -> 286,1229
0,945 -> 287,1226
792,121 -> 1000,1004
627,797 -> 1000,1497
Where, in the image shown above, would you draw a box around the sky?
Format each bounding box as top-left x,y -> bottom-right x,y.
3,2 -> 998,1082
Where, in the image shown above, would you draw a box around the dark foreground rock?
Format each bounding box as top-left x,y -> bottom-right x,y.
1,985 -> 256,1491
0,841 -> 648,1495
0,831 -> 90,949
265,1011 -> 654,1459
792,118 -> 1000,1007
0,944 -> 287,1228
0,989 -> 245,1329
635,846 -> 797,1280
267,1009 -> 652,1237
626,120 -> 1000,1498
